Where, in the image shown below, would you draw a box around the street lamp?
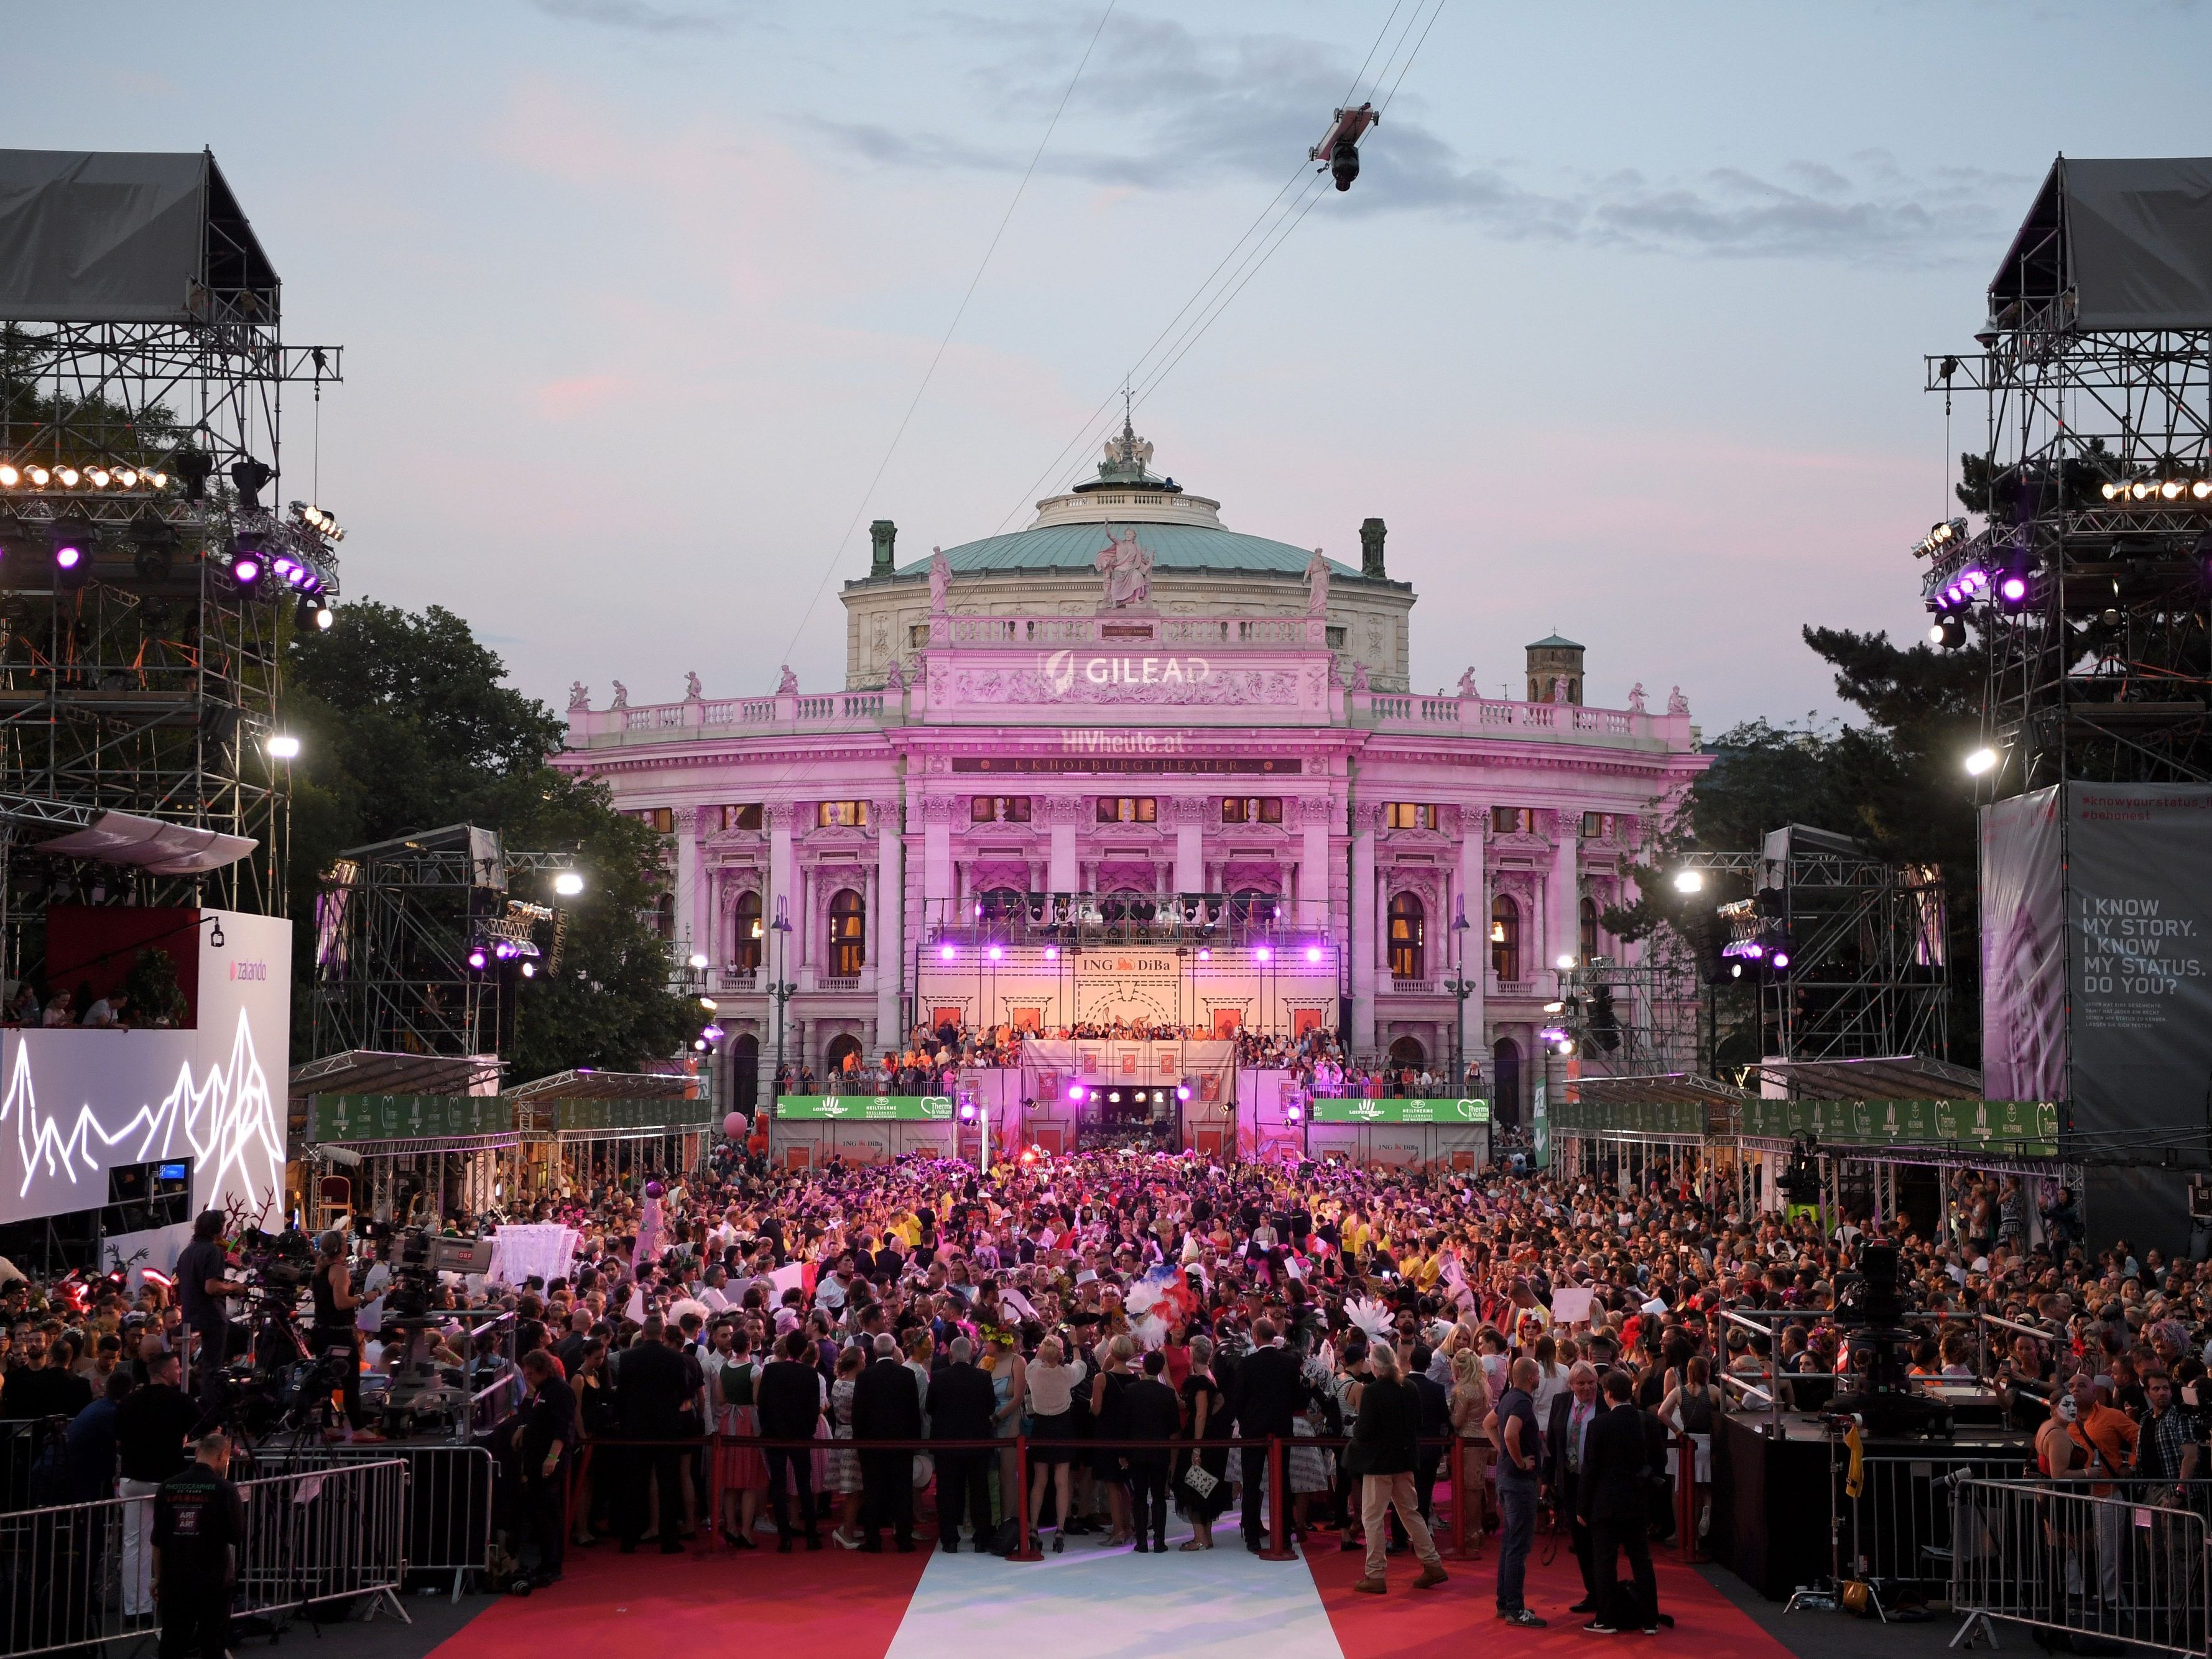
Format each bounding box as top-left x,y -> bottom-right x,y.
769,897 -> 797,1109
1445,901 -> 1478,1089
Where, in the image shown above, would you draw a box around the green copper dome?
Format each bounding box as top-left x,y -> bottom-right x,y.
895,522 -> 1357,580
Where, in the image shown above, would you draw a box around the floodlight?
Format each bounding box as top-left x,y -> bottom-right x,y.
1672,869 -> 1703,894
85,467 -> 110,489
553,871 -> 585,896
1771,951 -> 1791,969
55,466 -> 79,489
521,961 -> 536,978
265,734 -> 301,759
467,947 -> 489,971
687,952 -> 710,970
1196,946 -> 1211,961
939,943 -> 955,961
1255,945 -> 1272,962
701,1024 -> 725,1043
1964,747 -> 1999,777
114,468 -> 137,488
698,996 -> 718,1011
1556,953 -> 1577,971
0,465 -> 17,488
25,466 -> 49,488
988,945 -> 1003,962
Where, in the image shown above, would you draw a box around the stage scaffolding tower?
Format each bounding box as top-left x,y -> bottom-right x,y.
1919,159 -> 2212,792
0,150 -> 343,989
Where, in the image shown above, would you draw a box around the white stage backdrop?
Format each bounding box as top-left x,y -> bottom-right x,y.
0,908 -> 290,1231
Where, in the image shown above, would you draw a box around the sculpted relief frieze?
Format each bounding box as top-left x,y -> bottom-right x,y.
949,659 -> 1300,707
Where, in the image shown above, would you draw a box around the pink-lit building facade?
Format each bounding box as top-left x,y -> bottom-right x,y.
555,428 -> 1710,1130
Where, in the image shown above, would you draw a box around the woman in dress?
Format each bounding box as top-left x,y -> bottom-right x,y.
986,1333 -> 1027,1510
1089,1334 -> 1137,1546
1447,1344 -> 1494,1537
1024,1336 -> 1088,1552
1176,1334 -> 1232,1550
825,1344 -> 866,1548
713,1328 -> 767,1548
570,1341 -> 616,1546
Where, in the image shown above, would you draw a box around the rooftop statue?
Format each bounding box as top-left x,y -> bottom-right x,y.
1096,526 -> 1154,610
1305,548 -> 1330,616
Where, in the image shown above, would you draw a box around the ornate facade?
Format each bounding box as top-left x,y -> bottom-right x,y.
555,426 -> 1709,1124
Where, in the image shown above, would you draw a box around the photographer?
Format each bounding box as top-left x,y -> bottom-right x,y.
309,1231 -> 379,1441
175,1212 -> 244,1406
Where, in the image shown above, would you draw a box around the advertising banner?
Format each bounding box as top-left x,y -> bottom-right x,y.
553,1098 -> 710,1134
776,1094 -> 955,1121
1737,1097 -> 2057,1155
1980,787 -> 2068,1101
1308,1098 -> 1489,1124
308,1094 -> 513,1143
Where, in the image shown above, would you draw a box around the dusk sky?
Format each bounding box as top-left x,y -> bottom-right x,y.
13,2 -> 2205,731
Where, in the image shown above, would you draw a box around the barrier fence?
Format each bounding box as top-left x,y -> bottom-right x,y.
1951,1478 -> 2210,1657
0,1456 -> 409,1658
262,1442 -> 496,1599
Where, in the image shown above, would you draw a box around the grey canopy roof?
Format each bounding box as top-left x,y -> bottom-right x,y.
0,148 -> 278,324
1991,156 -> 2212,331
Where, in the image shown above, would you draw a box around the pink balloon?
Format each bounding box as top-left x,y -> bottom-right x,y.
723,1112 -> 747,1140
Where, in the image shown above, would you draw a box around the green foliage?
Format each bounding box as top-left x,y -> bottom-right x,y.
282,600 -> 688,1074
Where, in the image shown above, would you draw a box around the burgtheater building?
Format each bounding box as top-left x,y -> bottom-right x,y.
557,424 -> 1708,1158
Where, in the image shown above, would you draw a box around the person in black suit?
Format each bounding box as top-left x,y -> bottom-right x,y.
1120,1351 -> 1184,1552
614,1317 -> 690,1555
513,1351 -> 576,1586
1405,1346 -> 1451,1529
927,1338 -> 998,1551
1578,1369 -> 1660,1634
1228,1319 -> 1308,1551
851,1334 -> 923,1552
756,1331 -> 824,1551
1543,1361 -> 1603,1613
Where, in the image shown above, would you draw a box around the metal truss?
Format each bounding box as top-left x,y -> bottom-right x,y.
1925,324 -> 2212,790
311,825 -> 581,1063
1562,933 -> 1704,1079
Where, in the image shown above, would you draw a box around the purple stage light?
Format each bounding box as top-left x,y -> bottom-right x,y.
958,1101 -> 977,1122
1067,1083 -> 1084,1101
1177,1086 -> 1191,1101
1044,945 -> 1058,960
1285,1103 -> 1303,1124
988,944 -> 1003,962
1771,951 -> 1791,969
939,943 -> 955,961
231,553 -> 261,584
54,543 -> 81,569
1196,946 -> 1211,961
1305,945 -> 1323,963
2000,575 -> 2028,603
466,947 -> 488,971
1255,945 -> 1272,962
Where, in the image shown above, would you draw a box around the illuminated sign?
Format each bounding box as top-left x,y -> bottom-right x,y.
1308,1098 -> 1490,1124
775,1094 -> 955,1122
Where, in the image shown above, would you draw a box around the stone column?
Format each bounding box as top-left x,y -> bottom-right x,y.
1172,796 -> 1205,895
874,797 -> 904,1048
1457,805 -> 1486,1074
1298,797 -> 1331,927
1350,801 -> 1379,1055
1546,813 -> 1580,993
764,802 -> 796,1107
676,807 -> 705,966
922,797 -> 955,925
1046,797 -> 1080,892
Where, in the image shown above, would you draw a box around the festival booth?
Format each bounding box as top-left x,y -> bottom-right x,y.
507,1068 -> 711,1199
1550,1073 -> 1749,1199
771,1093 -> 960,1168
292,1052 -> 511,1225
1741,1057 -> 2063,1237
1237,1070 -> 1491,1170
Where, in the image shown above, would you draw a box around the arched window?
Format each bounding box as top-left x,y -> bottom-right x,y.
824,1032 -> 863,1076
728,1033 -> 759,1114
732,890 -> 763,974
1580,895 -> 1601,964
1388,892 -> 1425,980
828,887 -> 866,976
1492,1037 -> 1522,1128
654,892 -> 675,941
1387,1034 -> 1427,1071
1489,894 -> 1521,982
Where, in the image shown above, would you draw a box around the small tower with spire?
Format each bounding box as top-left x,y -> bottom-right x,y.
1525,632 -> 1585,704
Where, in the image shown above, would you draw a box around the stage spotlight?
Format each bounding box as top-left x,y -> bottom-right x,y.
1044,945 -> 1058,960
133,529 -> 178,583
51,525 -> 88,586
85,466 -> 110,489
687,952 -> 710,970
1177,1086 -> 1190,1101
2161,479 -> 2186,501
25,465 -> 49,488
1672,869 -> 1703,894
1285,1102 -> 1303,1124
1305,945 -> 1322,963
228,542 -> 263,585
2194,481 -> 2212,502
1255,945 -> 1272,962
271,553 -> 297,584
55,466 -> 80,488
701,1023 -> 726,1043
958,1101 -> 978,1122
1771,951 -> 1791,969
467,946 -> 489,971
1556,953 -> 1578,971
1933,616 -> 1967,649
553,871 -> 585,896
1109,1091 -> 1121,1104
2101,480 -> 2122,501
521,961 -> 536,978
1543,1000 -> 1566,1014
1555,1038 -> 1575,1055
266,734 -> 300,759
1196,946 -> 1211,961
1964,747 -> 1999,776
175,451 -> 214,501
1999,574 -> 2029,606
1067,1084 -> 1084,1101
988,945 -> 1003,962
229,458 -> 274,509
114,467 -> 137,488
0,464 -> 17,488
939,943 -> 955,961
698,997 -> 717,1012
2131,481 -> 2154,501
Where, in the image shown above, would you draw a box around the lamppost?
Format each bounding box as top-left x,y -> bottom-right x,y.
1445,900 -> 1477,1086
769,897 -> 797,1106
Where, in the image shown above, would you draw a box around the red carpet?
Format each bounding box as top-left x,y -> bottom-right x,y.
425,1538 -> 931,1659
1304,1526 -> 1798,1658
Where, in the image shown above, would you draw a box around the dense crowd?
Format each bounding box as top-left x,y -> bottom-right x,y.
4,1148 -> 2206,1632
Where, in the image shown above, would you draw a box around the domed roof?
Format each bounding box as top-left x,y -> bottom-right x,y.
893,418 -> 1360,581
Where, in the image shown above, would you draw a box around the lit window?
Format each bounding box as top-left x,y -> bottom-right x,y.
828,888 -> 866,976
1581,811 -> 1618,839
723,803 -> 762,831
1389,892 -> 1426,980
1490,895 -> 1521,980
642,807 -> 674,834
1096,797 -> 1156,823
972,796 -> 1032,823
817,800 -> 869,828
1221,797 -> 1283,825
1386,803 -> 1437,831
1491,806 -> 1529,835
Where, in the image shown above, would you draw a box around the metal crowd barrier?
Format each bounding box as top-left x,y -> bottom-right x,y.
0,1456 -> 409,1658
263,1441 -> 496,1600
0,1420 -> 52,1515
1951,1478 -> 2210,1657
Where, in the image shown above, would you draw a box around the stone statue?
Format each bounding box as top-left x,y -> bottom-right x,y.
1667,685 -> 1690,716
1305,548 -> 1330,616
1351,660 -> 1369,693
684,671 -> 703,700
928,547 -> 951,615
778,663 -> 799,695
1628,682 -> 1647,713
1095,527 -> 1154,609
1457,666 -> 1478,700
1551,675 -> 1570,705
609,680 -> 628,709
884,657 -> 905,693
567,681 -> 590,711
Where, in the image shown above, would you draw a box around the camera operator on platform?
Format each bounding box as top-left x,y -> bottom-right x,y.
310,1231 -> 379,1440
175,1212 -> 246,1405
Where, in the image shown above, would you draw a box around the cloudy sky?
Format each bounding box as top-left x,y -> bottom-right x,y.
12,2 -> 2204,728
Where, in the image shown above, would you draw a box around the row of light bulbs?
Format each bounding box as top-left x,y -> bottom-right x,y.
0,462 -> 171,491
2101,478 -> 2212,502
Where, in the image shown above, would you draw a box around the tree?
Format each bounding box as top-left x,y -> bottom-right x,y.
282,601 -> 689,1072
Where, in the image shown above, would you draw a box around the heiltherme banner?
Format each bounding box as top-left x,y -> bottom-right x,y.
1307,1098 -> 1489,1124
2065,784 -> 2212,1157
776,1094 -> 954,1121
1981,786 -> 2068,1101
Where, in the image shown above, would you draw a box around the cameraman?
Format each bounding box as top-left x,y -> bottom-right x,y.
175,1211 -> 245,1407
310,1232 -> 378,1440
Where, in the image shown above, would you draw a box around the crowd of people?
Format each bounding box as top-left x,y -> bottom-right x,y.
4,1144 -> 2208,1632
